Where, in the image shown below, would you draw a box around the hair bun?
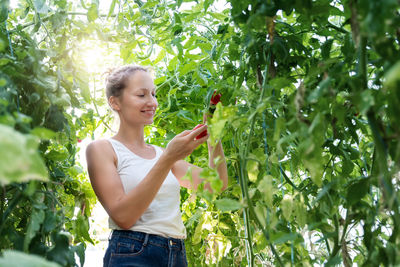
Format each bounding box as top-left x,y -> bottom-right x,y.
103,67 -> 116,82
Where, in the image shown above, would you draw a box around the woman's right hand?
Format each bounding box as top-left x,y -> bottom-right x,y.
163,125 -> 209,162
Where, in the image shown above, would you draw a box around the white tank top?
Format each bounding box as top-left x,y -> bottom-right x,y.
107,138 -> 186,239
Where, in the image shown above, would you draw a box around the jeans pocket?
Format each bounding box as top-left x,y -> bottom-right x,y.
113,238 -> 145,257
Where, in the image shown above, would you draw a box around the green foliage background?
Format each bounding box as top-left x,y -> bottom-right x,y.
1,0 -> 400,266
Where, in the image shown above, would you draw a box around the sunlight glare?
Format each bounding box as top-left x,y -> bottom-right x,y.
80,44 -> 107,73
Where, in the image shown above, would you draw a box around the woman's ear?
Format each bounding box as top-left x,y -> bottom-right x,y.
109,96 -> 121,111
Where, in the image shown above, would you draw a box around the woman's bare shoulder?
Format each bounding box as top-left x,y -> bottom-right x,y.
86,139 -> 117,163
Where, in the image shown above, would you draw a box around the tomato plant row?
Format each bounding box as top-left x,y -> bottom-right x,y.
1,0 -> 400,266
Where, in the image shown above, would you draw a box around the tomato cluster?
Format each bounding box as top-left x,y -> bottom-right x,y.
193,124 -> 208,140
192,91 -> 222,139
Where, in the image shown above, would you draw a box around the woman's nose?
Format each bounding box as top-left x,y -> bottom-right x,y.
149,95 -> 158,107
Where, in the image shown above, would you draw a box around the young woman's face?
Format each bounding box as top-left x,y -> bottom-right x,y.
115,71 -> 158,126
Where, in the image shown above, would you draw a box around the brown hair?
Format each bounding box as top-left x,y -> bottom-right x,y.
105,65 -> 149,100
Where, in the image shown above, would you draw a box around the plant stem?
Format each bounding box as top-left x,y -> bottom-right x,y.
0,189 -> 22,236
10,11 -> 117,32
90,75 -> 115,134
359,33 -> 400,244
0,186 -> 5,225
358,37 -> 367,89
330,214 -> 340,258
235,155 -> 255,266
235,64 -> 284,266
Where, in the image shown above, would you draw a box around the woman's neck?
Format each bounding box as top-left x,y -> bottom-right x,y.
114,123 -> 148,148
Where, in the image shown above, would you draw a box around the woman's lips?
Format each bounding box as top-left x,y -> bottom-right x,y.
141,110 -> 155,115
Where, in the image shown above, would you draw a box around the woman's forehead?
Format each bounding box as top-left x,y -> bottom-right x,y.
126,71 -> 155,91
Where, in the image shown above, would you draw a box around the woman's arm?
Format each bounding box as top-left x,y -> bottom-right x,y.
207,140 -> 228,189
86,126 -> 208,230
172,126 -> 228,192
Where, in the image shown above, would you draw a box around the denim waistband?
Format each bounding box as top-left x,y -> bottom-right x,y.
111,230 -> 185,250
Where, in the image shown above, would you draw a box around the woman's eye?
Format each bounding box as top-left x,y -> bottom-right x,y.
138,95 -> 145,97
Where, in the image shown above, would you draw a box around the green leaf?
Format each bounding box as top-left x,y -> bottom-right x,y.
154,76 -> 166,85
180,63 -> 196,76
210,178 -> 223,193
346,178 -> 369,206
271,232 -> 301,244
31,127 -> 56,140
47,232 -> 74,266
0,125 -> 48,185
72,243 -> 85,267
193,70 -> 208,86
307,77 -> 332,103
204,0 -> 213,12
46,147 -> 69,161
273,117 -> 285,141
209,103 -> 228,143
304,157 -> 323,187
76,74 -> 91,102
355,90 -> 375,115
74,214 -> 94,244
0,250 -> 60,267
45,105 -> 67,131
0,0 -> 9,22
0,39 -> 5,52
176,110 -> 195,123
87,3 -> 99,22
384,61 -> 400,89
325,254 -> 342,266
246,160 -> 259,182
254,204 -> 267,228
0,58 -> 11,66
24,208 -> 45,252
192,216 -> 204,245
0,77 -> 6,87
33,0 -> 48,14
208,12 -> 227,21
321,39 -> 333,59
107,0 -> 117,18
43,211 -> 59,233
214,198 -> 242,212
281,195 -> 293,221
174,12 -> 182,24
341,159 -> 354,176
153,49 -> 166,64
257,175 -> 275,208
312,182 -> 333,206
294,197 -> 307,227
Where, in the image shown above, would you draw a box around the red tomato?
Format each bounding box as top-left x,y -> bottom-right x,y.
193,124 -> 208,140
210,91 -> 222,105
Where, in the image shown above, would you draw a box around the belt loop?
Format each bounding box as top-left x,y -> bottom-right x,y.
108,230 -> 113,241
143,233 -> 149,247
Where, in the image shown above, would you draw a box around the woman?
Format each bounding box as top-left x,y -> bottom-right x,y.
86,65 -> 228,267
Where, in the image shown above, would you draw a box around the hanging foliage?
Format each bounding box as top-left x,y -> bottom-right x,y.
1,0 -> 399,266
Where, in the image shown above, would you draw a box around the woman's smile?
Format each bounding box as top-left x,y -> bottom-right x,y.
141,109 -> 156,116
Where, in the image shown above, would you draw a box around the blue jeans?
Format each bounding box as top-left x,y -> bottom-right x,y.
103,230 -> 188,267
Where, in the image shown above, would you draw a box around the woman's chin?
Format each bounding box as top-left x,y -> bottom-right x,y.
144,119 -> 154,125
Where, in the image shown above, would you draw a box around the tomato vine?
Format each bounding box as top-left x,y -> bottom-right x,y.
1,0 -> 400,266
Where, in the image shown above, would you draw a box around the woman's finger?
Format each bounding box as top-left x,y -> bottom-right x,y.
176,130 -> 191,137
188,124 -> 208,140
192,132 -> 209,145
